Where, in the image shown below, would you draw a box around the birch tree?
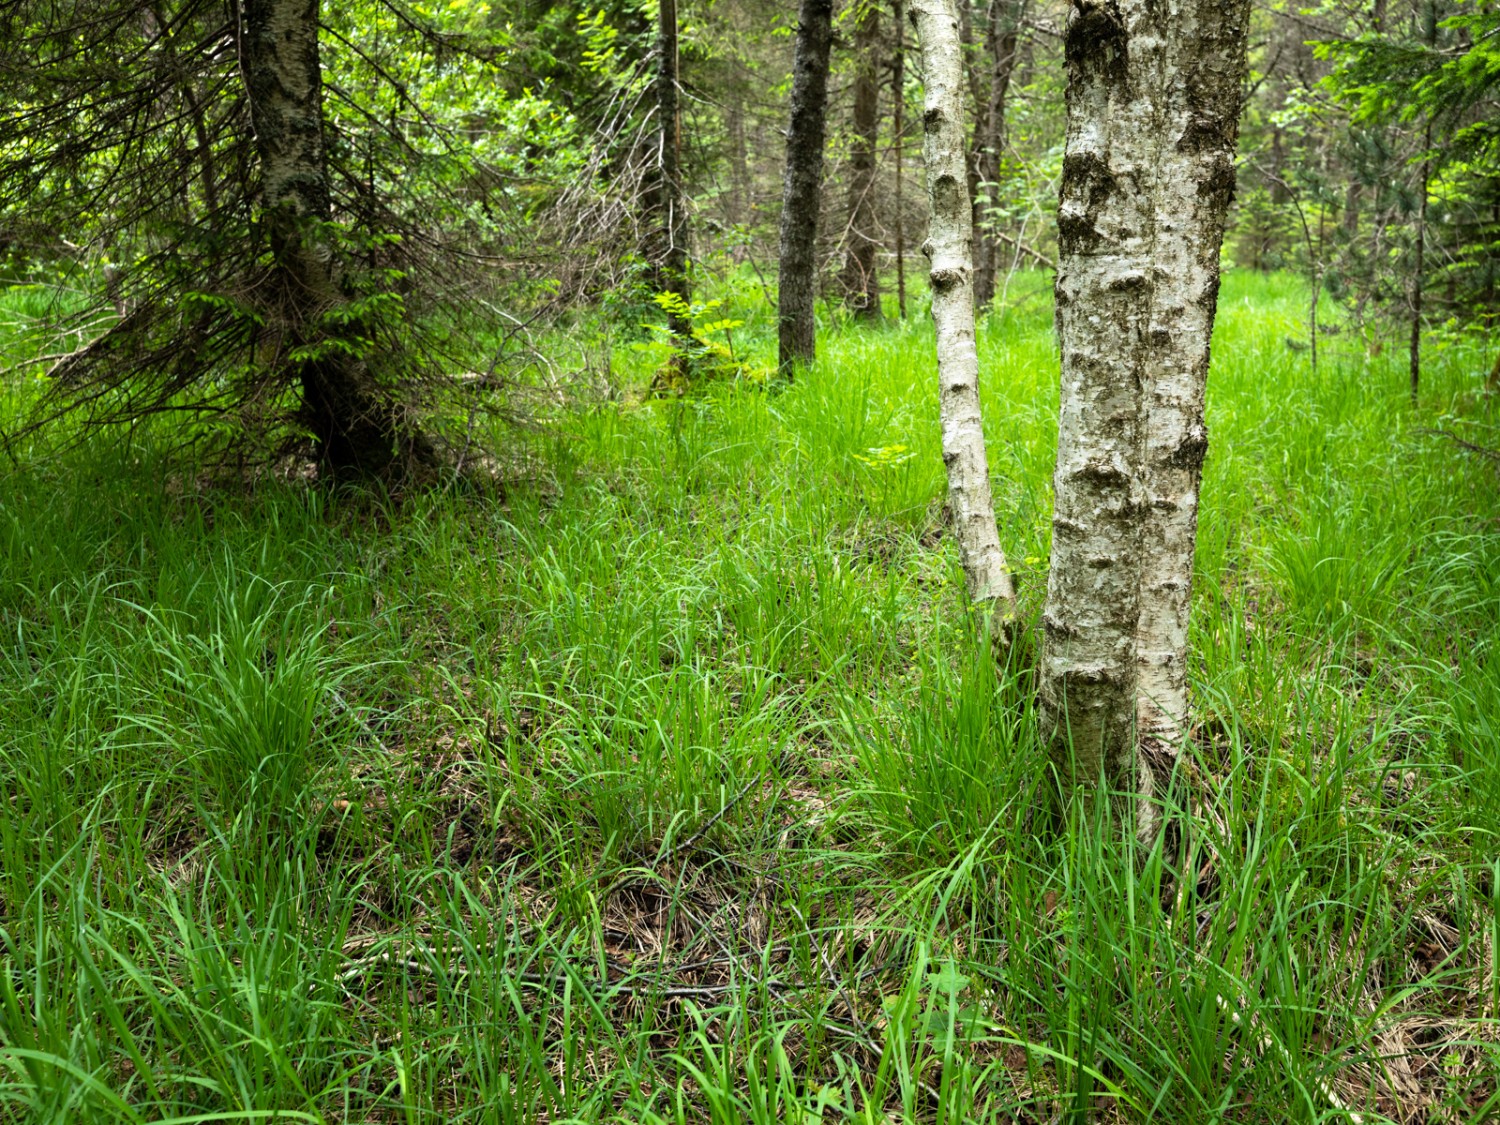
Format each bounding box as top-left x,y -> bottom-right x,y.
910,0 -> 1018,634
778,0 -> 836,373
1039,0 -> 1251,823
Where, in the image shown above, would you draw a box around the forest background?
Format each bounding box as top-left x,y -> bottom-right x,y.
1,0 -> 1499,1122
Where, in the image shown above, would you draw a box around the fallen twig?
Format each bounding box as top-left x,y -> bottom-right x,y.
1417,428 -> 1500,464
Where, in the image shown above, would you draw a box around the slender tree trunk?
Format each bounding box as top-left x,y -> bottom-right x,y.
241,0 -> 415,475
1312,206 -> 1324,374
843,1 -> 883,320
1269,125 -> 1288,203
1411,118 -> 1431,404
777,0 -> 835,373
893,0 -> 909,319
651,0 -> 692,346
910,0 -> 1018,634
971,0 -> 1022,310
727,91 -> 751,237
1039,0 -> 1251,817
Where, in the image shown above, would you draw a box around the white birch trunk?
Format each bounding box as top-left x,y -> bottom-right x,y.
1039,0 -> 1250,817
910,0 -> 1018,633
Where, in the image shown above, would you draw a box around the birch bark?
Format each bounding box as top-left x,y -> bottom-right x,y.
1039,0 -> 1250,805
910,0 -> 1018,632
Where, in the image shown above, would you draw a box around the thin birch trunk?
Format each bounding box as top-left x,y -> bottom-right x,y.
1040,0 -> 1251,814
843,1 -> 883,320
910,0 -> 1018,634
777,0 -> 835,373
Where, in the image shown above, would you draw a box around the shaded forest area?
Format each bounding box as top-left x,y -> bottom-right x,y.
2,0 -> 1499,1122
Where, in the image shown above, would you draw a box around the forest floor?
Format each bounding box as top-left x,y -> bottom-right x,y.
2,271 -> 1499,1123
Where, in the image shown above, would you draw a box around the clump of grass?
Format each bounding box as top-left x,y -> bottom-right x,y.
135,573 -> 349,833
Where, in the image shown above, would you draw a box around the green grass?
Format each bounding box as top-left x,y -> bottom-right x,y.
1,270 -> 1498,1122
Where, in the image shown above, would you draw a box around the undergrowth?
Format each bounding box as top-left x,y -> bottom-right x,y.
1,272 -> 1498,1122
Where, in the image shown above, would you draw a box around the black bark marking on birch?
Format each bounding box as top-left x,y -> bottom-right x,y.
1064,0 -> 1127,84
1042,613 -> 1080,638
1197,266 -> 1224,313
931,172 -> 964,226
1177,114 -> 1231,155
930,268 -> 964,292
1076,460 -> 1130,486
1195,154 -> 1238,209
1106,271 -> 1147,292
1062,665 -> 1128,687
1167,425 -> 1209,469
1057,152 -> 1115,254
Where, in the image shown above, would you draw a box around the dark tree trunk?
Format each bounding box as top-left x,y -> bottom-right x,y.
842,2 -> 882,320
893,0 -> 908,319
241,0 -> 413,475
1411,119 -> 1431,404
777,0 -> 835,373
971,0 -> 1022,309
726,90 -> 751,237
649,0 -> 692,344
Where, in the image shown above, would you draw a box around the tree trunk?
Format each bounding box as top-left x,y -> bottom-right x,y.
727,89 -> 751,240
777,0 -> 835,373
1039,0 -> 1251,818
650,0 -> 692,346
971,0 -> 1023,310
910,0 -> 1018,634
843,1 -> 883,320
241,0 -> 414,475
893,0 -> 909,319
1411,118 -> 1431,405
